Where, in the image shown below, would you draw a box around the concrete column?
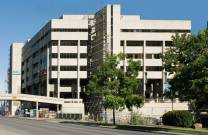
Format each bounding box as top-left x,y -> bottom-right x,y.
124,40 -> 127,72
77,40 -> 80,99
36,101 -> 39,119
162,40 -> 166,100
57,104 -> 59,113
143,40 -> 146,97
46,44 -> 50,97
57,40 -> 60,98
10,100 -> 21,116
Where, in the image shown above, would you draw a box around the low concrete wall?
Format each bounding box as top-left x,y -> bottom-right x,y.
105,101 -> 188,122
62,103 -> 84,115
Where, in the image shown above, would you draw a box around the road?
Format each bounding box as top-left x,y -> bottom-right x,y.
0,117 -> 164,135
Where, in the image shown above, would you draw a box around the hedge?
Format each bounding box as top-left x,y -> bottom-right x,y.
162,110 -> 193,127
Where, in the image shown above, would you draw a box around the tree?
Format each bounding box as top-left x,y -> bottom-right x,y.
86,53 -> 144,125
162,30 -> 208,121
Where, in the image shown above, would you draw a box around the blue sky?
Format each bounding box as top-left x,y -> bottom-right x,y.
0,0 -> 207,90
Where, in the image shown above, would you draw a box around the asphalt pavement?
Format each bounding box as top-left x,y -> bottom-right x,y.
0,117 -> 164,135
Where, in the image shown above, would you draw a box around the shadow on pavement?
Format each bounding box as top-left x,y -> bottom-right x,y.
59,121 -> 169,134
60,121 -> 100,127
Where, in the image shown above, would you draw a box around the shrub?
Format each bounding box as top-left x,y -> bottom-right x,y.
130,113 -> 158,125
130,113 -> 144,125
200,114 -> 208,128
162,110 -> 193,127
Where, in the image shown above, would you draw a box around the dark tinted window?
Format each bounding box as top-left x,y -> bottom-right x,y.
60,66 -> 77,71
60,40 -> 78,46
60,53 -> 77,58
146,66 -> 162,71
146,41 -> 163,46
126,41 -> 144,46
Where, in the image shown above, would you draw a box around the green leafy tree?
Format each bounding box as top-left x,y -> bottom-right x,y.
86,53 -> 144,125
162,30 -> 208,121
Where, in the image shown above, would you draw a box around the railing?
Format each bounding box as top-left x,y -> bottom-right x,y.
0,93 -> 83,104
145,98 -> 184,103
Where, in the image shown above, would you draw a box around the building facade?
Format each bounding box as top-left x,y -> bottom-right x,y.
87,5 -> 191,119
9,4 -> 191,118
21,15 -> 89,100
90,5 -> 191,99
8,43 -> 24,115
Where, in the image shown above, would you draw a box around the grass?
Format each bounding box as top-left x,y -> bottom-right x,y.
52,119 -> 208,135
113,124 -> 208,135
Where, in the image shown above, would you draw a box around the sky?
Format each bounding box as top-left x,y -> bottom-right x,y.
0,0 -> 207,90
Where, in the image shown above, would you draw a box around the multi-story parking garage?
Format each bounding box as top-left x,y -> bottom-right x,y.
5,4 -> 191,119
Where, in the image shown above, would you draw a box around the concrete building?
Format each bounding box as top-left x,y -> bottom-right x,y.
9,43 -> 23,94
90,5 -> 190,99
8,43 -> 23,115
7,4 -> 191,119
88,5 -> 191,119
21,15 -> 89,100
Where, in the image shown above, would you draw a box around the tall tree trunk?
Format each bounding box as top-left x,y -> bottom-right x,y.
113,107 -> 116,125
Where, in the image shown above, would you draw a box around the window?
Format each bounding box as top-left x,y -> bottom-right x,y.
60,40 -> 78,46
50,92 -> 54,97
80,66 -> 87,71
127,53 -> 143,59
165,41 -> 173,47
146,41 -> 163,46
26,58 -> 29,63
51,53 -> 58,58
146,66 -> 162,71
126,54 -> 133,59
126,41 -> 144,46
154,54 -> 160,59
121,29 -> 190,33
134,53 -> 143,59
51,40 -> 58,46
51,28 -> 88,32
32,51 -> 39,59
80,40 -> 88,46
120,40 -> 124,46
51,66 -> 58,71
139,66 -> 143,71
146,54 -> 152,59
32,73 -> 38,79
146,53 -> 160,59
80,53 -> 87,58
49,79 -> 57,84
33,62 -> 38,68
60,66 -> 77,71
60,79 -> 76,87
60,53 -> 77,58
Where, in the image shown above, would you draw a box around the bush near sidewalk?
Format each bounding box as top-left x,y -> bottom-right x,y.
162,110 -> 194,128
130,113 -> 158,125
